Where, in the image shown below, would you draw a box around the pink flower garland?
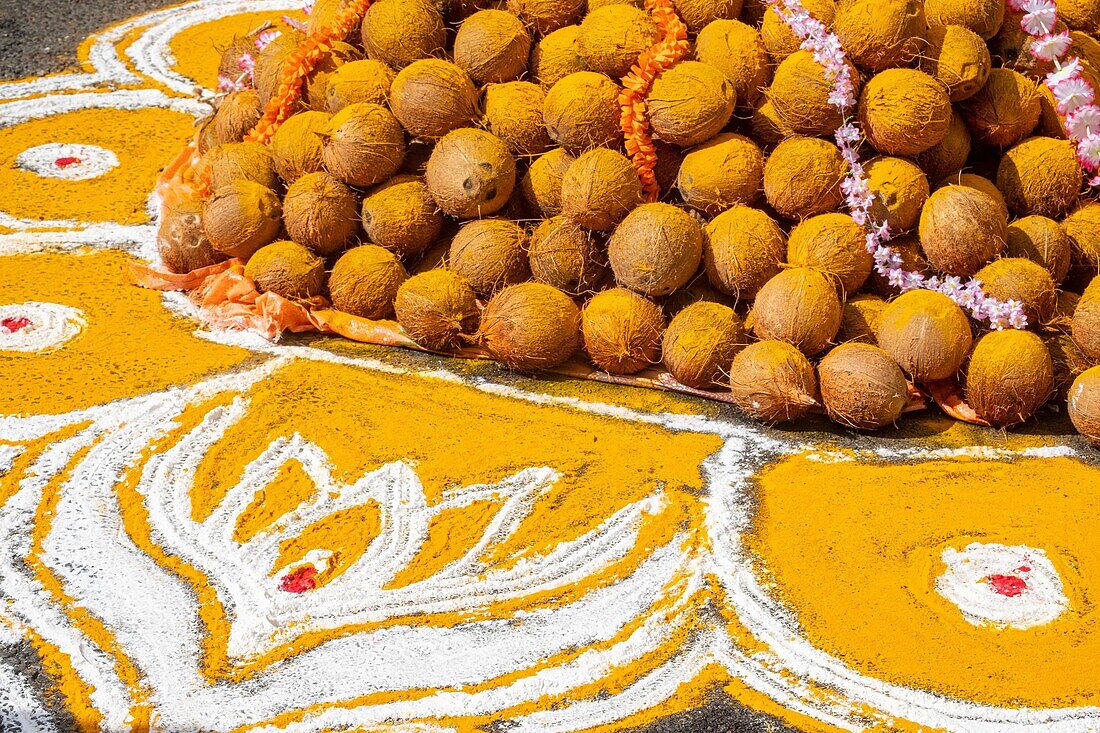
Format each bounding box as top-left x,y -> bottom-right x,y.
766,0 -> 1029,330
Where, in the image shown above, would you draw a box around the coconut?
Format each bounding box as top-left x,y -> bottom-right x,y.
390,59 -> 479,140
581,288 -> 666,374
763,136 -> 847,219
673,0 -> 742,32
919,184 -> 1007,276
936,172 -> 1010,219
1005,216 -> 1071,284
769,50 -> 860,136
576,4 -> 661,78
1073,276 -> 1100,360
751,267 -> 842,355
270,110 -> 330,184
661,301 -> 744,387
253,29 -> 305,106
750,97 -> 791,147
864,156 -> 929,233
760,0 -> 836,61
325,59 -> 396,113
919,23 -> 992,101
244,240 -> 326,299
425,128 -> 516,218
361,0 -> 445,68
867,234 -> 930,296
213,90 -> 263,145
304,42 -> 364,111
787,213 -> 874,295
521,148 -> 575,217
308,0 -> 360,39
695,19 -> 773,106
859,69 -> 952,156
1069,366 -> 1100,444
991,9 -> 1064,76
543,71 -> 622,152
703,205 -> 786,300
483,82 -> 552,157
728,340 -> 819,423
530,25 -> 584,87
329,244 -> 409,319
651,141 -> 686,198
996,136 -> 1083,218
607,203 -> 703,297
218,34 -> 261,84
454,9 -> 530,84
966,330 -> 1054,426
1060,0 -> 1100,31
647,61 -> 737,148
197,117 -> 219,156
1047,331 -> 1094,399
819,343 -> 908,429
924,0 -> 1003,38
199,141 -> 279,191
202,181 -> 282,259
877,289 -> 973,381
507,0 -> 584,35
282,172 -> 361,256
676,133 -> 763,215
529,216 -> 605,295
394,269 -> 480,350
479,282 -> 582,370
560,147 -> 642,230
833,0 -> 926,71
322,102 -> 405,188
157,198 -> 225,274
448,218 -> 530,295
361,175 -> 442,258
838,293 -> 887,344
913,109 -> 972,182
1065,204 -> 1100,276
960,69 -> 1041,147
974,257 -> 1057,326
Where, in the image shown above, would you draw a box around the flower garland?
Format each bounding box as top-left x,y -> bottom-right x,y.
766,0 -> 1029,330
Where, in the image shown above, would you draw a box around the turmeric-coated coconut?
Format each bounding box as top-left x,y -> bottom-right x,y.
864,156 -> 929,233
703,205 -> 786,299
770,50 -> 859,136
819,343 -> 908,429
529,216 -> 605,295
304,41 -> 364,111
662,301 -> 745,387
425,128 -> 516,218
924,0 -> 1004,38
325,59 -> 396,113
967,330 -> 1054,426
394,269 -> 480,350
750,97 -> 791,146
202,181 -> 282,259
1073,276 -> 1100,360
975,257 -> 1057,326
914,109 -> 972,182
859,69 -> 951,156
361,175 -> 442,258
997,136 -> 1083,217
581,288 -> 666,374
244,240 -> 325,299
530,25 -> 583,87
507,0 -> 584,35
760,0 -> 836,61
751,267 -> 842,355
919,23 -> 991,101
577,4 -> 660,78
960,69 -> 1041,147
677,133 -> 763,215
270,110 -> 330,184
728,340 -> 819,423
454,10 -> 530,84
763,136 -> 847,219
560,147 -> 642,230
521,148 -> 575,217
448,218 -> 530,295
647,61 -> 736,147
361,0 -> 445,68
543,71 -> 621,152
483,81 -> 551,157
833,0 -> 926,71
607,203 -> 703,297
157,198 -> 224,274
1065,204 -> 1100,274
937,172 -> 1010,219
282,172 -> 361,256
323,102 -> 405,188
213,90 -> 262,145
1006,215 -> 1071,283
919,185 -> 1007,276
329,244 -> 409,319
877,289 -> 973,381
390,59 -> 479,140
1069,366 -> 1100,445
787,213 -> 874,294
199,141 -> 278,191
308,0 -> 360,39
253,29 -> 305,106
838,293 -> 887,344
674,0 -> 742,32
695,19 -> 772,106
479,282 -> 582,370
1059,0 -> 1100,32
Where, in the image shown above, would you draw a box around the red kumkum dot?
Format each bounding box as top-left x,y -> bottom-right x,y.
988,574 -> 1028,597
0,316 -> 32,334
54,156 -> 82,168
279,565 -> 318,593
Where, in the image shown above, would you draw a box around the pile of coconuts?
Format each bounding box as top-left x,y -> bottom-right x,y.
161,0 -> 1100,445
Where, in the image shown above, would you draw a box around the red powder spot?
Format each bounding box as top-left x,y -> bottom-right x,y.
279,565 -> 318,593
0,316 -> 31,334
988,574 -> 1028,597
1017,565 -> 1031,573
54,156 -> 81,168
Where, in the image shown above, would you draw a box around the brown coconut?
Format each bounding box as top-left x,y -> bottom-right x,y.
674,0 -> 742,32
966,329 -> 1054,426
819,342 -> 908,429
996,136 -> 1083,218
483,82 -> 551,157
787,214 -> 874,295
323,102 -> 406,187
865,156 -> 930,233
1073,276 -> 1100,360
937,172 -> 1010,219
270,110 -> 330,184
213,90 -> 263,145
218,34 -> 261,84
763,136 -> 847,219
521,148 -> 575,217
394,269 -> 480,350
1047,330 -> 1094,399
454,9 -> 530,84
751,267 -> 843,355
576,4 -> 661,78
677,133 -> 764,215
728,340 -> 819,423
329,244 -> 409,319
974,257 -> 1058,326
282,172 -> 361,256
202,181 -> 282,259
361,175 -> 443,258
877,289 -> 973,381
703,205 -> 786,300
199,141 -> 278,191
507,0 -> 584,35
769,50 -> 860,137
924,0 -> 1004,38
326,59 -> 396,113
914,109 -> 972,182
833,0 -> 926,71
581,288 -> 666,374
157,198 -> 225,274
647,61 -> 737,148
361,0 -> 445,68
919,23 -> 992,101
838,293 -> 887,344
478,282 -> 582,370
308,0 -> 360,39
530,25 -> 584,87
990,9 -> 1064,76
750,97 -> 791,147
760,0 -> 836,61
1069,366 -> 1100,444
867,234 -> 931,296
448,218 -> 530,295
960,69 -> 1042,148
390,59 -> 479,140
529,216 -> 605,295
695,19 -> 772,106
661,301 -> 745,387
543,71 -> 621,152
304,42 -> 364,111
1005,216 -> 1072,284
859,69 -> 952,156
919,185 -> 1007,276
253,29 -> 305,106
244,240 -> 325,299
560,147 -> 643,230
425,128 -> 516,218
1065,204 -> 1100,276
607,203 -> 703,297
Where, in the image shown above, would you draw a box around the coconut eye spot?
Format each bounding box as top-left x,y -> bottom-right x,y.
15,143 -> 120,181
462,176 -> 476,192
479,161 -> 494,172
